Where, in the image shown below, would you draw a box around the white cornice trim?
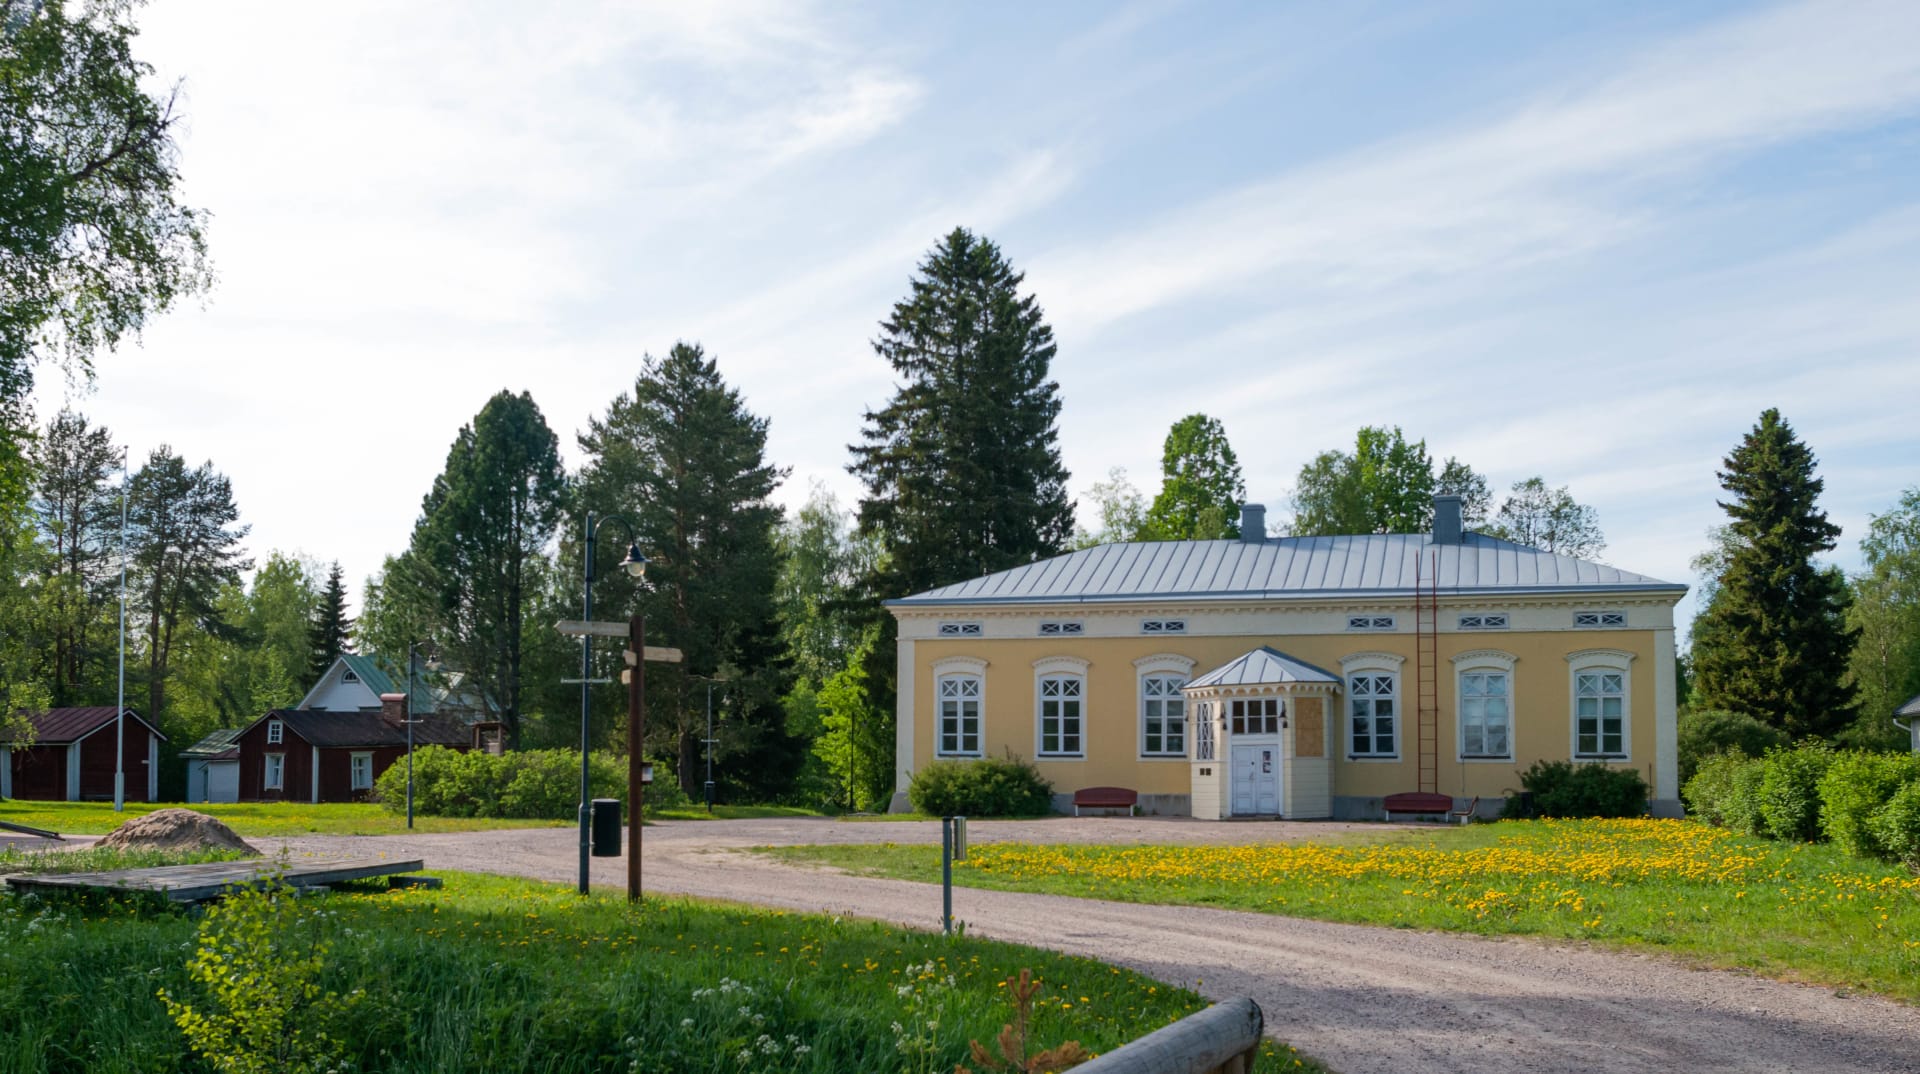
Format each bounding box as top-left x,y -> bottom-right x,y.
1132,652 -> 1197,674
1566,648 -> 1637,667
1450,648 -> 1518,671
931,655 -> 988,676
1339,650 -> 1406,672
1032,655 -> 1091,676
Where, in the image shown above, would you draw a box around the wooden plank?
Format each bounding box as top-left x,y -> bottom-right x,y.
5,857 -> 426,903
553,619 -> 630,638
0,819 -> 62,840
622,646 -> 683,666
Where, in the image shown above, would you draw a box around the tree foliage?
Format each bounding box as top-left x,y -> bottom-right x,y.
1845,486 -> 1920,748
305,561 -> 353,687
127,446 -> 249,725
0,0 -> 210,409
1288,426 -> 1436,535
1689,409 -> 1857,739
407,390 -> 568,748
30,408 -> 120,705
1141,413 -> 1244,540
577,343 -> 791,797
1490,477 -> 1606,559
1072,467 -> 1148,548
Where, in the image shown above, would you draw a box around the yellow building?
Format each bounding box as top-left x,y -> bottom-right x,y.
886,496 -> 1686,819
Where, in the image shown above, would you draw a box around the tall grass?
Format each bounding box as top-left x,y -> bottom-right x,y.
0,870 -> 1322,1074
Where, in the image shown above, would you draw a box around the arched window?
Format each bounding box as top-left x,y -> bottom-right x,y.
932,656 -> 988,759
1452,650 -> 1517,760
1568,650 -> 1634,760
1340,652 -> 1405,760
1033,656 -> 1090,759
1134,653 -> 1195,759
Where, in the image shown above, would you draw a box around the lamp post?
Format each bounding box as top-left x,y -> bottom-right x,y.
405,641 -> 440,830
579,511 -> 647,895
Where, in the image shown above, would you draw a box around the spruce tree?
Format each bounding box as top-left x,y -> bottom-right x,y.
306,561 -> 354,685
577,343 -> 790,796
1690,409 -> 1857,738
848,229 -> 1075,798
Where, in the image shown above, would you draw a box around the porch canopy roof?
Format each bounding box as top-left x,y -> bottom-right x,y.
1185,646 -> 1340,691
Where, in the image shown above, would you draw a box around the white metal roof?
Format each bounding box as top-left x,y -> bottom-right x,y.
1186,647 -> 1340,689
889,532 -> 1684,607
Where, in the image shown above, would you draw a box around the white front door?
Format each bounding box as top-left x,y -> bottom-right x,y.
1230,743 -> 1281,815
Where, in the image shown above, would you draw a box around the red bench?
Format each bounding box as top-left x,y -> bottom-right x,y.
1072,786 -> 1138,816
1383,792 -> 1454,821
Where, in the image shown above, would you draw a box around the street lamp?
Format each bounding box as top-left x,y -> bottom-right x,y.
405,640 -> 441,830
579,510 -> 647,895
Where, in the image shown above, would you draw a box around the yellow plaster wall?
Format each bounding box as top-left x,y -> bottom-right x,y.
911,629 -> 1659,801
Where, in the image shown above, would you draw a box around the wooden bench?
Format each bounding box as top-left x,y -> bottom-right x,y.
1073,786 -> 1138,816
1382,791 -> 1454,821
1449,796 -> 1481,825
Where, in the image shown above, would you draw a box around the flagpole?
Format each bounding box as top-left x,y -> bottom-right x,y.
114,449 -> 128,811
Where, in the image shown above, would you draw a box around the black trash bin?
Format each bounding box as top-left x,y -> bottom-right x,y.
590,798 -> 623,856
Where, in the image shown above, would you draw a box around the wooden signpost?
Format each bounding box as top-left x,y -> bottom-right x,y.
554,617 -> 683,903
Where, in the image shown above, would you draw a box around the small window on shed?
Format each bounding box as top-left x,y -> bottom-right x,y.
937,622 -> 983,637
1347,615 -> 1396,631
1038,621 -> 1084,636
342,669 -> 359,683
267,720 -> 283,745
1574,611 -> 1627,628
1140,619 -> 1186,634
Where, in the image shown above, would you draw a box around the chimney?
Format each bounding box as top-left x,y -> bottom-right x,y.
1238,503 -> 1266,543
1432,494 -> 1464,545
379,692 -> 407,728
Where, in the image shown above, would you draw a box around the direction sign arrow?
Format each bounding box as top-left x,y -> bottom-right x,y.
553,619 -> 630,638
623,646 -> 683,666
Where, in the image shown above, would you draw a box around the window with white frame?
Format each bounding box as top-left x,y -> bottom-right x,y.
1347,673 -> 1398,757
938,622 -> 983,637
1347,615 -> 1395,631
1458,613 -> 1508,630
1573,611 -> 1627,628
1037,674 -> 1084,757
937,674 -> 983,757
267,719 -> 283,745
1140,619 -> 1187,634
350,752 -> 374,790
1038,621 -> 1084,636
342,669 -> 359,683
1458,668 -> 1512,759
1194,701 -> 1216,761
1574,666 -> 1628,758
1140,675 -> 1187,756
264,753 -> 285,791
1229,697 -> 1283,735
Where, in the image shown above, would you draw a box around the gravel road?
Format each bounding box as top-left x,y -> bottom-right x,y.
252,816 -> 1920,1074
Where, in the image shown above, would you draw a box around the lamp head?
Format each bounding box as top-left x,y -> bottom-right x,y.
621,543 -> 649,580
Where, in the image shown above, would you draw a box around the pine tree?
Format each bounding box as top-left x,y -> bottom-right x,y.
848,228 -> 1075,797
577,343 -> 790,796
410,390 -> 568,748
30,410 -> 122,705
1690,409 -> 1857,738
1141,414 -> 1245,540
306,561 -> 354,685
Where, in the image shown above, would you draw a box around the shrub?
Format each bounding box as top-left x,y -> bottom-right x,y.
1677,708 -> 1787,786
908,756 -> 1055,817
1507,760 -> 1648,819
1868,782 -> 1920,865
1818,752 -> 1920,858
1683,751 -> 1759,825
1722,756 -> 1768,836
1755,745 -> 1834,842
376,746 -> 642,820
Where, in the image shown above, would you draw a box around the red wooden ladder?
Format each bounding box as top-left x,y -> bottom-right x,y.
1415,547 -> 1440,795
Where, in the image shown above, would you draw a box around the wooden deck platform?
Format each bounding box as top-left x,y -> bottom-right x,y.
4,857 -> 427,903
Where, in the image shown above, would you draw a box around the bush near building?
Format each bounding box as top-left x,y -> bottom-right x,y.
372,746 -> 693,820
907,756 -> 1054,817
1683,744 -> 1920,864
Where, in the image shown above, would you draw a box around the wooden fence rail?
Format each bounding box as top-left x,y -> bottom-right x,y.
1075,996 -> 1264,1074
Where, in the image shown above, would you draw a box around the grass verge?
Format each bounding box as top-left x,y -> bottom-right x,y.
648,804 -> 826,821
0,863 -> 1324,1073
765,818 -> 1920,1003
0,800 -> 568,837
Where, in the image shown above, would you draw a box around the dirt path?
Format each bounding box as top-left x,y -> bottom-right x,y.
260,817 -> 1920,1074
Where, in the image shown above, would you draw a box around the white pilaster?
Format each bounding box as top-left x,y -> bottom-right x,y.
892,636 -> 915,811
1653,627 -> 1679,811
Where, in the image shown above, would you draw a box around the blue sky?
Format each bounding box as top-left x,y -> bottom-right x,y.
32,0 -> 1920,633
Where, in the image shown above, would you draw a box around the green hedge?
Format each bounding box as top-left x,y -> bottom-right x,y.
1501,760 -> 1647,819
1677,708 -> 1787,786
907,756 -> 1054,817
1683,743 -> 1920,864
373,746 -> 688,820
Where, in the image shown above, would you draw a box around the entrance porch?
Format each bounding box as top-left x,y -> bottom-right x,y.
1183,647 -> 1337,820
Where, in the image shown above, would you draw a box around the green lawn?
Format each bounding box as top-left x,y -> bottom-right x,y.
650,804 -> 827,821
765,818 -> 1920,1003
0,800 -> 568,837
0,856 -> 1325,1074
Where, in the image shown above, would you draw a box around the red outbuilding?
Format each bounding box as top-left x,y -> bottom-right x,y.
234,693 -> 472,803
1,707 -> 165,802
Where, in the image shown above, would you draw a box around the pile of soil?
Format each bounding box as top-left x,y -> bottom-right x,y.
96,809 -> 259,856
